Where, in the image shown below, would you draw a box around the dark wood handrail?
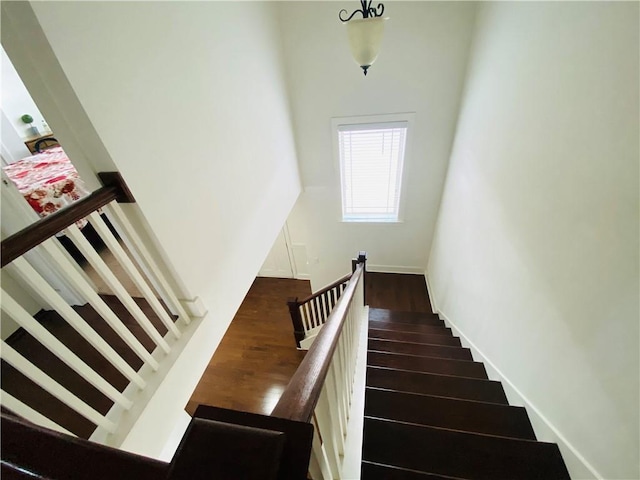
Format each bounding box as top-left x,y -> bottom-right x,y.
271,263 -> 365,423
1,172 -> 133,268
1,413 -> 168,479
296,272 -> 352,305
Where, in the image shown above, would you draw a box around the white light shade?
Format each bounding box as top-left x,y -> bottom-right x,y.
346,17 -> 387,74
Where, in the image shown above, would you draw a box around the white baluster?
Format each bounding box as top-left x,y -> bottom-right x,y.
64,224 -> 170,355
310,299 -> 319,329
87,212 -> 181,339
105,203 -> 191,325
345,322 -> 355,404
309,415 -> 332,480
299,305 -> 309,333
39,237 -> 159,373
314,387 -> 341,479
1,343 -> 117,432
334,335 -> 350,427
326,360 -> 347,453
321,294 -> 329,323
1,389 -> 75,436
304,303 -> 313,331
6,259 -> 133,408
1,290 -> 145,395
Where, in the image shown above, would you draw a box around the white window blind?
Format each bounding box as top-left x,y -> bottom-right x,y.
338,121 -> 408,222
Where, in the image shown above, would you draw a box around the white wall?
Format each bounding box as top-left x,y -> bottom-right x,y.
1,45 -> 47,141
1,109 -> 31,164
2,1 -> 300,457
278,2 -> 477,289
428,3 -> 639,479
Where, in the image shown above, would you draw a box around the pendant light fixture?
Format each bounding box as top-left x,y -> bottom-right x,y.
339,1 -> 388,76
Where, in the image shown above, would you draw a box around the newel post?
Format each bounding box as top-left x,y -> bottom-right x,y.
287,297 -> 305,348
352,251 -> 367,304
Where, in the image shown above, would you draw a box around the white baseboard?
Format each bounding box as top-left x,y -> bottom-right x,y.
179,296 -> 208,317
367,264 -> 425,275
423,270 -> 438,314
437,309 -> 601,480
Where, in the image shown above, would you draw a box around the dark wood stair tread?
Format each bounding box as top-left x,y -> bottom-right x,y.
362,461 -> 465,479
369,338 -> 473,361
369,308 -> 444,326
366,367 -> 508,404
362,417 -> 570,480
369,320 -> 452,336
369,328 -> 461,346
367,351 -> 487,379
365,387 -> 536,440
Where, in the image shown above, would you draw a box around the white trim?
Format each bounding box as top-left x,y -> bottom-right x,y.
179,296 -> 208,318
424,271 -> 438,314
158,410 -> 192,462
331,112 -> 417,224
366,264 -> 425,275
436,308 -> 603,480
290,242 -> 311,280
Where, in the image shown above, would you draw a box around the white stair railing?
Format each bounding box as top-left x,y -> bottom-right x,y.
0,173 -> 196,446
288,273 -> 352,349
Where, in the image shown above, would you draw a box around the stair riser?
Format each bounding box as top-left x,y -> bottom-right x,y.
362,418 -> 570,480
365,388 -> 536,440
367,351 -> 487,379
366,367 -> 508,404
369,321 -> 452,335
368,339 -> 473,361
369,309 -> 444,326
369,329 -> 460,346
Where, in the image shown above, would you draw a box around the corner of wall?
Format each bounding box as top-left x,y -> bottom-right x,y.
423,269 -> 438,315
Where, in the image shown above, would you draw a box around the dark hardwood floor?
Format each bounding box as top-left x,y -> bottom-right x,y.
186,277 -> 312,416
365,272 -> 431,313
186,272 -> 431,416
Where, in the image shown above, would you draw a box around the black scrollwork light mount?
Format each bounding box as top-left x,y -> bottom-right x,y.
338,1 -> 388,76
339,0 -> 385,22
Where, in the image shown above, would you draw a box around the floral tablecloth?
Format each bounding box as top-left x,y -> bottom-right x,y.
3,147 -> 91,227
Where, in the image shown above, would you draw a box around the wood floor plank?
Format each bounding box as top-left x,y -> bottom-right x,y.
365,273 -> 432,313
186,277 -> 312,416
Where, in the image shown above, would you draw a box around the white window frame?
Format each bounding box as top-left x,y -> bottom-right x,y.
332,113 -> 415,223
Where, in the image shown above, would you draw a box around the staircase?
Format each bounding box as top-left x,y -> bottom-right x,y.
361,308 -> 570,479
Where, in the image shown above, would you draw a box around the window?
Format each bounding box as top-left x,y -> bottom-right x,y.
336,119 -> 409,222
